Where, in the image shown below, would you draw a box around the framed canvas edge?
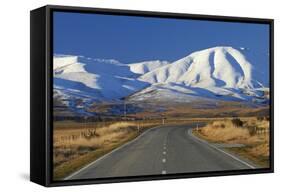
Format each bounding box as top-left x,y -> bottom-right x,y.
39,5 -> 274,187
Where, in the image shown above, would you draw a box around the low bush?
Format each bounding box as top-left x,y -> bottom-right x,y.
231,118 -> 243,127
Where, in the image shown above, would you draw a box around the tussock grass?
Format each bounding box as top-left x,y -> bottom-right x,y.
199,120 -> 250,143
195,117 -> 270,167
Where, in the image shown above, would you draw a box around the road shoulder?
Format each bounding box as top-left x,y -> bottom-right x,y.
187,128 -> 259,169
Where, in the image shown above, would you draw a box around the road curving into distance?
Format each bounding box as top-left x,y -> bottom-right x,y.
65,123 -> 256,180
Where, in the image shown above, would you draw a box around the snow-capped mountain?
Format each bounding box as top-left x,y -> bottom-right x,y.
128,60 -> 170,75
139,47 -> 254,89
53,46 -> 269,110
54,55 -> 149,101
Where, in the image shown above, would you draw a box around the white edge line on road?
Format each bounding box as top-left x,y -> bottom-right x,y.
187,129 -> 256,169
64,125 -> 164,180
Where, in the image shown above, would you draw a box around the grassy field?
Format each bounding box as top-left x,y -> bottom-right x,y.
194,117 -> 270,167
53,120 -> 163,180
53,114 -> 270,180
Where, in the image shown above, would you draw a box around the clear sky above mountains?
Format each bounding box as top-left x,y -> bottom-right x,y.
53,11 -> 269,67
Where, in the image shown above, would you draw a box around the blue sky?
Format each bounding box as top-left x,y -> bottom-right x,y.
53,11 -> 269,64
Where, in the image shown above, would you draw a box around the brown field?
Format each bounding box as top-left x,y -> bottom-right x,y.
194,117 -> 270,167
131,101 -> 269,119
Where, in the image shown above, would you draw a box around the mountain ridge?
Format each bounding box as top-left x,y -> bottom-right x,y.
53,46 -> 269,110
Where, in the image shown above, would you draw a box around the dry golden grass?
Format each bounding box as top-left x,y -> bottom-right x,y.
53,120 -> 160,180
244,118 -> 269,129
195,117 -> 270,167
199,120 -> 250,143
54,122 -> 136,148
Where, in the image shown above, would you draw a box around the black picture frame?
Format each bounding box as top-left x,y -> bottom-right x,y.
30,5 -> 274,187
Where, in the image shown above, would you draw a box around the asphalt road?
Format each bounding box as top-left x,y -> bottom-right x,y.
65,124 -> 255,180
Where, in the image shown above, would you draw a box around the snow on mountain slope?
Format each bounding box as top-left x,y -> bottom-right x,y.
53,56 -> 149,102
126,83 -> 213,103
128,60 -> 169,74
127,82 -> 255,103
54,55 -> 86,74
130,46 -> 269,103
238,47 -> 270,87
54,55 -> 78,69
53,46 -> 269,109
139,47 -> 254,89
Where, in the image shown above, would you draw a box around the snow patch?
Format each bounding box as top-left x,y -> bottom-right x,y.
53,46 -> 269,107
